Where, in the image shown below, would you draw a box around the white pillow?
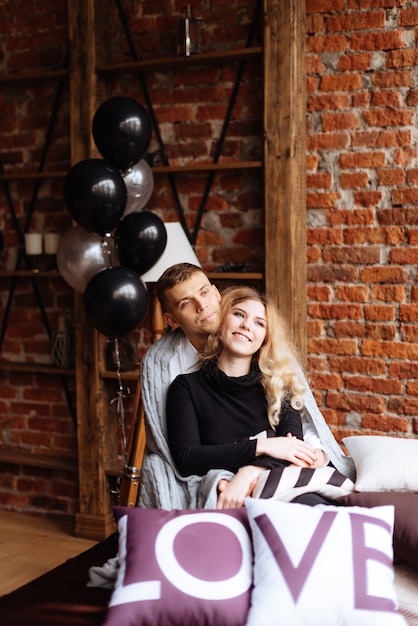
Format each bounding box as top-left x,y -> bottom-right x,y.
343,436 -> 418,492
244,498 -> 407,626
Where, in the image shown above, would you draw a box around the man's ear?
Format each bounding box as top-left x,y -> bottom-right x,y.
164,311 -> 180,330
213,284 -> 222,302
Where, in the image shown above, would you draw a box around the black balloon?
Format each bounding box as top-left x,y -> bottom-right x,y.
63,159 -> 127,235
92,97 -> 152,172
84,266 -> 149,338
115,211 -> 167,275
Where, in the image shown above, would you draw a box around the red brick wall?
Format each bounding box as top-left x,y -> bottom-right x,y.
306,0 -> 418,442
0,0 -> 263,517
0,0 -> 76,515
1,0 -> 418,518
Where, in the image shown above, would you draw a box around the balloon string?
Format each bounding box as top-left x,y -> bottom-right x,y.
102,234 -> 114,268
110,338 -> 130,468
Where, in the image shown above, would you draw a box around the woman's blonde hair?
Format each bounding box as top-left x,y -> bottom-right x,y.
203,285 -> 307,428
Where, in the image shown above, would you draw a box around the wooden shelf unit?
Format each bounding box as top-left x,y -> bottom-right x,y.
0,68 -> 68,85
152,161 -> 262,173
0,361 -> 74,376
0,270 -> 61,278
0,449 -> 77,473
69,0 -> 306,539
0,0 -> 307,539
0,171 -> 67,181
96,46 -> 263,74
0,162 -> 261,181
99,369 -> 140,381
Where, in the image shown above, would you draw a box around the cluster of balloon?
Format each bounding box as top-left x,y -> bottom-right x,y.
58,96 -> 167,339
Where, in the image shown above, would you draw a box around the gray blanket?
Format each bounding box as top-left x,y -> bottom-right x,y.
138,328 -> 356,510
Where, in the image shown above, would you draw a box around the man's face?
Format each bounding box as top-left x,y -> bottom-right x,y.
163,272 -> 221,349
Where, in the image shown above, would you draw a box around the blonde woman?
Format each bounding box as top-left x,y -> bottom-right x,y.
166,285 -> 330,509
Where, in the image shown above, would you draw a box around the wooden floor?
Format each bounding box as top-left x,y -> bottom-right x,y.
0,511 -> 97,596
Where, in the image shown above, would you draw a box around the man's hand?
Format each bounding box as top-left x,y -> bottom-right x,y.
299,448 -> 326,468
216,465 -> 265,510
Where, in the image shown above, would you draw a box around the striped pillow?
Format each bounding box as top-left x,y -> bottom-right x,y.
252,465 -> 355,502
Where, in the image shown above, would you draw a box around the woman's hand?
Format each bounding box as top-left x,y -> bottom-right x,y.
216,465 -> 265,510
256,432 -> 318,467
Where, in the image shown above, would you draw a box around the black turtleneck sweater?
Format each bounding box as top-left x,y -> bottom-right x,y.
166,361 -> 302,476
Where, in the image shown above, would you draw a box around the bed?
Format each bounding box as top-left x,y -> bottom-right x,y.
0,497 -> 417,626
1,436 -> 418,625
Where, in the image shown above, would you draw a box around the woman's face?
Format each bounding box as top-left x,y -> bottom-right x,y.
220,299 -> 267,359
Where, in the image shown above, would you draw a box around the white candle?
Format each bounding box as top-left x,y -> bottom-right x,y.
44,232 -> 61,255
24,233 -> 43,255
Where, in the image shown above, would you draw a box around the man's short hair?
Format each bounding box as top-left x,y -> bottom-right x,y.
156,263 -> 205,312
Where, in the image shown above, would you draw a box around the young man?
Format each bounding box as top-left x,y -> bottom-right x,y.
138,263 -> 231,510
138,262 -> 355,510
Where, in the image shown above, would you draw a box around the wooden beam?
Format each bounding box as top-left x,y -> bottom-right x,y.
67,0 -> 97,164
263,0 -> 307,359
68,0 -> 116,540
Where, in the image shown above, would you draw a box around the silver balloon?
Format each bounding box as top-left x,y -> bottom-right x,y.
57,226 -> 119,293
122,159 -> 154,216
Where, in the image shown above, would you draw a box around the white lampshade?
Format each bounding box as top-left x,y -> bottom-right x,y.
140,222 -> 201,283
